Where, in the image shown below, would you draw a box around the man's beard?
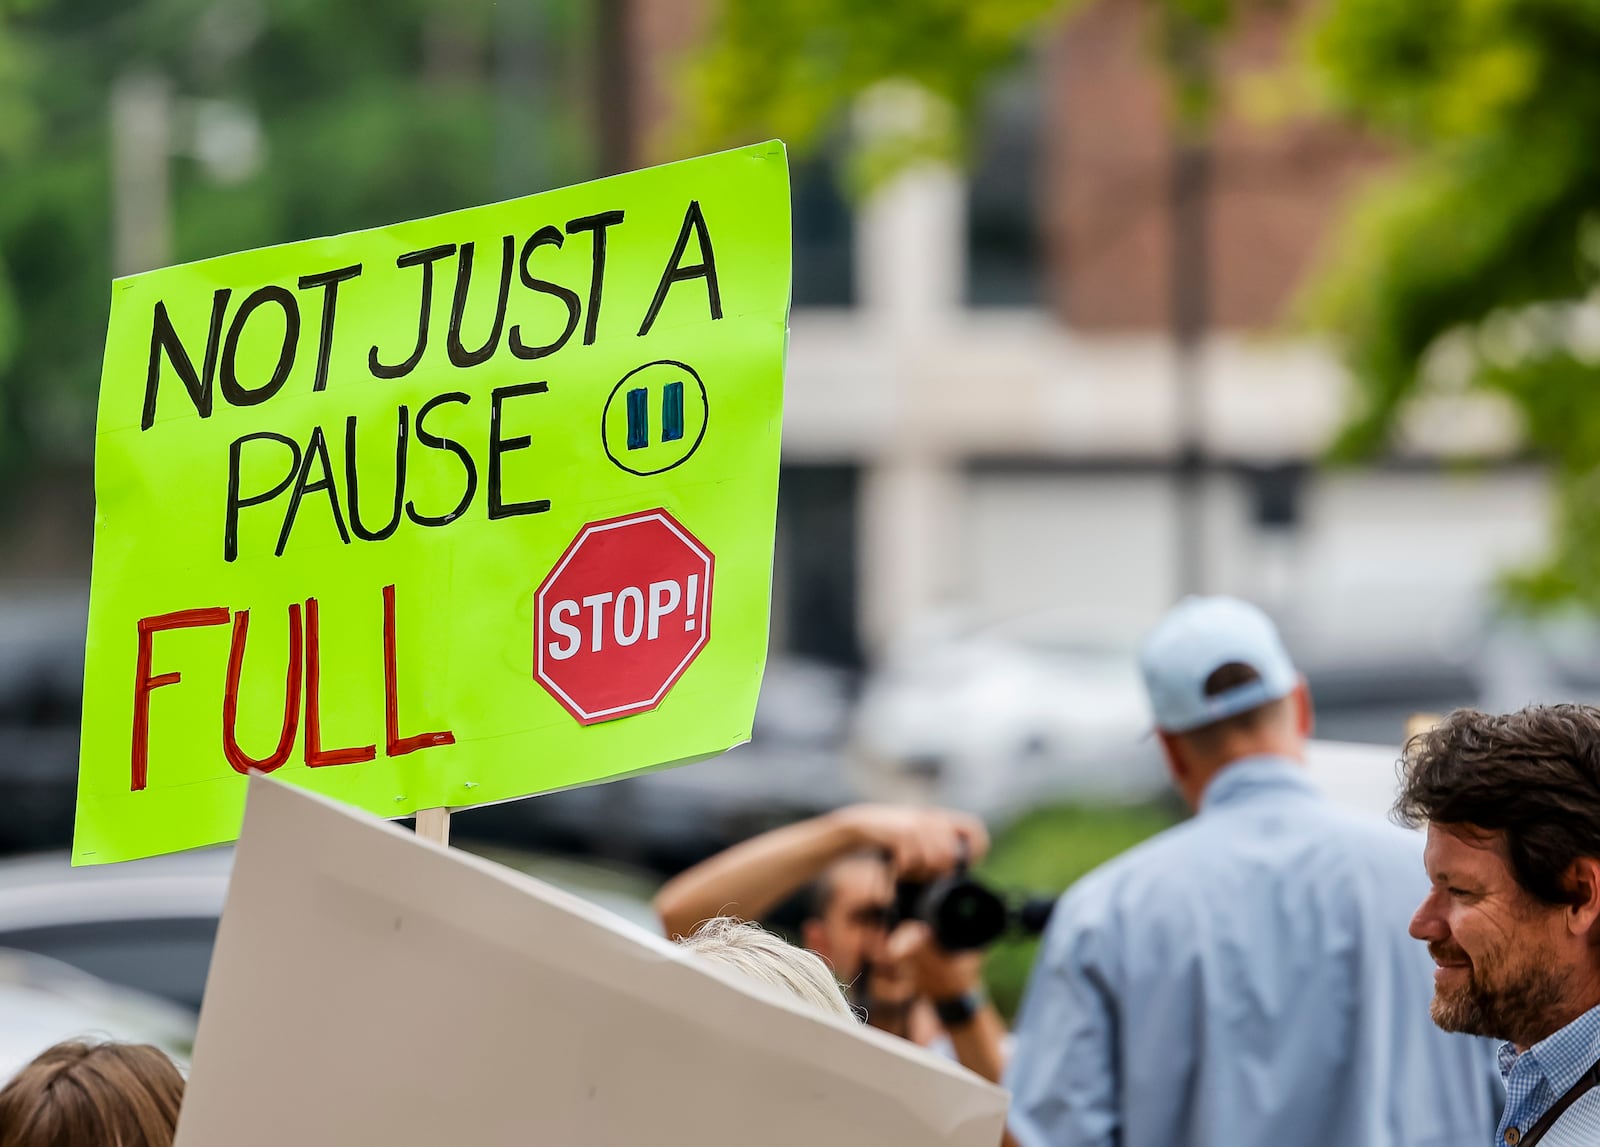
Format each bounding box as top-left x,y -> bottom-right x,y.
1429,941 -> 1568,1047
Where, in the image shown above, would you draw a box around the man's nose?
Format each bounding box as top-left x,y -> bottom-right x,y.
1409,893 -> 1445,942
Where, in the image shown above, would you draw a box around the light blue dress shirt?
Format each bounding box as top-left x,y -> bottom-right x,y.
1496,1002 -> 1600,1145
1006,757 -> 1503,1147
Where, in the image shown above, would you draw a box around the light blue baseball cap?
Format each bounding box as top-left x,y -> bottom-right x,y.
1138,596 -> 1298,733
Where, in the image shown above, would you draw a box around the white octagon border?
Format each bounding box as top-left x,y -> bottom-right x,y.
534,510 -> 714,723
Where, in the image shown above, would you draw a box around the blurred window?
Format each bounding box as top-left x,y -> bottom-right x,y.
0,918 -> 217,1012
965,59 -> 1043,307
775,464 -> 862,667
1245,463 -> 1306,531
792,154 -> 856,306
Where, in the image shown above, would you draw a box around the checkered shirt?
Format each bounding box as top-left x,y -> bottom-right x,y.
1497,1002 -> 1600,1146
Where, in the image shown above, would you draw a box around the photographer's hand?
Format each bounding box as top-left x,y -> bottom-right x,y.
859,951 -> 918,1039
888,922 -> 1010,1085
832,804 -> 991,879
652,803 -> 988,941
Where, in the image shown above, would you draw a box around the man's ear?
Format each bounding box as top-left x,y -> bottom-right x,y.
1157,730 -> 1189,784
802,918 -> 829,957
1293,676 -> 1314,739
1567,857 -> 1600,939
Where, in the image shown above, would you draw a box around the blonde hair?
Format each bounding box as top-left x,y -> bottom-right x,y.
0,1040 -> 184,1147
677,916 -> 859,1023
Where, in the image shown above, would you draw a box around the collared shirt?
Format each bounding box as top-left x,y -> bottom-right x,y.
1006,756 -> 1504,1147
1496,1003 -> 1600,1145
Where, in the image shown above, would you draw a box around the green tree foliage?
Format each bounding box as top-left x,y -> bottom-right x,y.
685,0 -> 1060,188
0,0 -> 594,488
690,0 -> 1600,608
684,0 -> 1233,186
1306,0 -> 1600,606
0,0 -> 41,447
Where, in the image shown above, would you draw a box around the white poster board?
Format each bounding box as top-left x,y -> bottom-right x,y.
174,776 -> 1008,1146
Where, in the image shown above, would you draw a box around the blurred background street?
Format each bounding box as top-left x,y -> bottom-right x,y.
4,0 -> 1600,1052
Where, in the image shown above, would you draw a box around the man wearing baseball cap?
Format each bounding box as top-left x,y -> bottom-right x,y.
1004,596 -> 1501,1147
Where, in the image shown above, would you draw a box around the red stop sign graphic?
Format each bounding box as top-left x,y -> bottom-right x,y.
535,509 -> 715,724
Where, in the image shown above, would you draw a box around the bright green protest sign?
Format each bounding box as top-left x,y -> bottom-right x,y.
74,143 -> 790,865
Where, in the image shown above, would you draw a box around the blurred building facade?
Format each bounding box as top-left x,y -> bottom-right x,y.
0,0 -> 1567,855
0,0 -> 1549,683
630,0 -> 1546,678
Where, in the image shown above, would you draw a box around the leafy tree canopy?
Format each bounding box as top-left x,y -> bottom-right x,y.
1307,0 -> 1600,606
0,0 -> 594,490
688,0 -> 1600,609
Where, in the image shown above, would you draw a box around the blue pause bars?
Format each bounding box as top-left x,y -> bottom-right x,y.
626,387 -> 649,450
662,381 -> 684,443
625,381 -> 686,450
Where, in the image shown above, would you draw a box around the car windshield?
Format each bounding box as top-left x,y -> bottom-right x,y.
0,917 -> 218,1012
977,616 -> 1140,663
0,846 -> 660,1012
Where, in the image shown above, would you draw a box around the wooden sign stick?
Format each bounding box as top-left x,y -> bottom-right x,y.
415,806 -> 451,847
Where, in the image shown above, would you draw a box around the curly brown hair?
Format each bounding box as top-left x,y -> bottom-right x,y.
1396,704 -> 1600,907
0,1040 -> 184,1147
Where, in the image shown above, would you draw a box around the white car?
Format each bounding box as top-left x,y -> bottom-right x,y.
851,610 -> 1425,825
851,617 -> 1167,819
0,844 -> 661,1016
0,947 -> 196,1083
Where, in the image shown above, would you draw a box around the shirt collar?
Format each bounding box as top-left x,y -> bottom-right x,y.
1498,1001 -> 1600,1091
1198,756 -> 1317,814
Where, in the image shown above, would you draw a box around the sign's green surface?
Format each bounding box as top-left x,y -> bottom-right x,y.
74,143 -> 790,865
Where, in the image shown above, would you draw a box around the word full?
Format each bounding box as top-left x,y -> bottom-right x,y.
131,584 -> 452,791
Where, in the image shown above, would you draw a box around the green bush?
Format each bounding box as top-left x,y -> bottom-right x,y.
977,800 -> 1182,1020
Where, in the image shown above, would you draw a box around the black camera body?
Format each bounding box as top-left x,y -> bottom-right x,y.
891,865 -> 1056,952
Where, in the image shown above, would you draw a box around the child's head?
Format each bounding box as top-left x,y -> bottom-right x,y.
0,1040 -> 185,1147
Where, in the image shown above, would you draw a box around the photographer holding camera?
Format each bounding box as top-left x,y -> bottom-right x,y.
653,803 -> 1011,1082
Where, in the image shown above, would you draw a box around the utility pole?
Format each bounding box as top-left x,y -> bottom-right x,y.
1170,135 -> 1208,598
110,71 -> 172,277
493,0 -> 543,199
593,0 -> 634,176
1166,14 -> 1213,599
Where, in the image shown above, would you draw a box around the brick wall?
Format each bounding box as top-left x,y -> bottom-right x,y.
1044,0 -> 1389,330
629,0 -> 1389,333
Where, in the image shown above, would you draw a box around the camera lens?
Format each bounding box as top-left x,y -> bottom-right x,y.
926,877 -> 1008,951
1016,896 -> 1056,937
